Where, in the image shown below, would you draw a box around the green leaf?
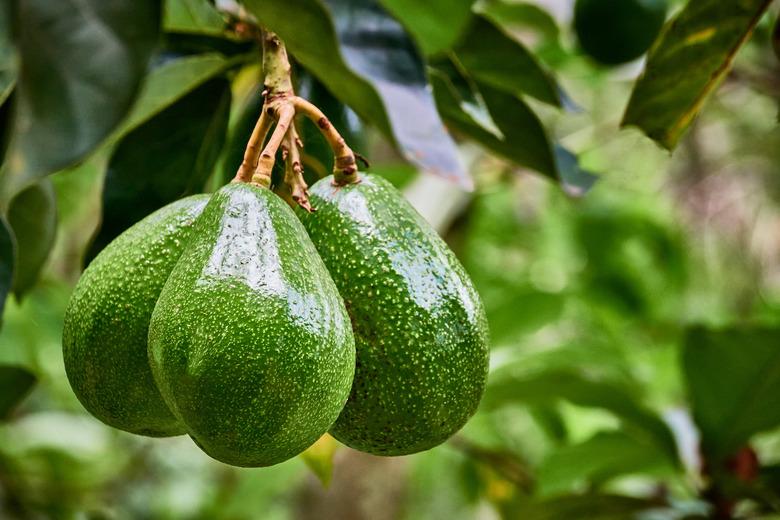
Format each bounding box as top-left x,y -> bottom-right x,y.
0,215 -> 13,320
514,494 -> 659,520
0,0 -> 15,109
0,365 -> 36,420
476,0 -> 561,43
88,77 -> 230,261
116,53 -> 234,139
377,0 -> 475,56
482,370 -> 679,465
242,0 -> 469,187
4,0 -> 161,198
164,0 -> 226,35
300,434 -> 338,487
453,15 -> 562,107
536,431 -> 674,496
7,179 -> 56,299
683,326 -> 780,459
431,69 -> 596,194
622,0 -> 774,150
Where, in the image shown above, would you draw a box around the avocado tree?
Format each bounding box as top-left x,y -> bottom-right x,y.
2,0 -> 780,518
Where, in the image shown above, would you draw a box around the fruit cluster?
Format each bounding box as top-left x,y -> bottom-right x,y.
63,173 -> 490,467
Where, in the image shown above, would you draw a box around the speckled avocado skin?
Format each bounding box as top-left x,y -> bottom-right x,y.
299,174 -> 490,456
148,183 -> 355,467
63,195 -> 210,437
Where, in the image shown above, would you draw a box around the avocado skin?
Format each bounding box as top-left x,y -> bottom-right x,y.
63,195 -> 209,437
574,0 -> 666,65
299,174 -> 490,456
148,183 -> 355,467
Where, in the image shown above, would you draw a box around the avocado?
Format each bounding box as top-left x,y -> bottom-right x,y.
574,0 -> 667,66
148,182 -> 355,467
299,174 -> 490,456
63,195 -> 209,437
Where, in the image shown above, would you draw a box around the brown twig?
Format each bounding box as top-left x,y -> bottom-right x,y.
233,105 -> 272,183
292,96 -> 359,186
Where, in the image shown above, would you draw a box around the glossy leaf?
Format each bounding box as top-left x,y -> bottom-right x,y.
537,431 -> 673,496
88,77 -> 230,261
242,0 -> 469,187
482,370 -> 679,464
0,215 -> 13,319
7,179 -> 56,299
165,0 -> 225,35
683,326 -> 780,459
622,0 -> 774,150
300,433 -> 338,487
454,15 -> 562,107
0,365 -> 36,420
377,0 -> 474,56
5,0 -> 161,197
431,70 -> 596,194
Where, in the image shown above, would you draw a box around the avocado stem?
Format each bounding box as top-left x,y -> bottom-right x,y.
252,103 -> 295,187
233,104 -> 273,184
292,97 -> 360,186
235,29 -> 362,203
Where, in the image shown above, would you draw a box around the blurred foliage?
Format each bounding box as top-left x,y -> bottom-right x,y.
1,0 -> 780,518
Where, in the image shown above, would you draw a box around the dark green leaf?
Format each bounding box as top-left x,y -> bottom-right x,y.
537,431 -> 674,496
482,370 -> 679,465
622,0 -> 774,150
0,0 -> 15,108
431,69 -> 596,194
476,1 -> 561,43
116,53 -> 235,139
164,0 -> 225,35
7,179 -> 56,299
242,0 -> 469,187
377,0 -> 474,55
514,494 -> 659,520
0,215 -> 13,319
683,326 -> 780,459
0,365 -> 36,420
88,77 -> 230,261
4,0 -> 161,197
453,15 -> 562,107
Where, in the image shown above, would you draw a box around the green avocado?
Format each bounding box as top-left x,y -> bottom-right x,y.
299,174 -> 490,456
574,0 -> 667,66
148,182 -> 355,467
63,195 -> 210,437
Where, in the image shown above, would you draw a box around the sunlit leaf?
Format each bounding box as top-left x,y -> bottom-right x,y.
165,0 -> 226,35
300,433 -> 338,487
0,365 -> 36,419
536,431 -> 674,496
622,0 -> 774,150
683,326 -> 780,459
4,0 -> 161,198
482,370 -> 679,464
7,179 -> 56,298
